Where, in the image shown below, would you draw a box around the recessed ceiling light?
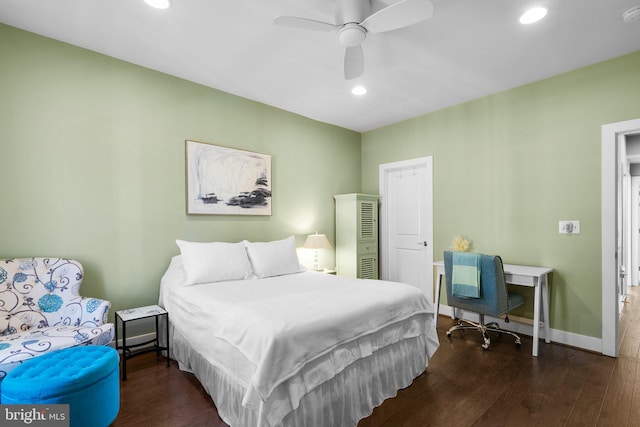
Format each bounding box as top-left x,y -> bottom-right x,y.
622,6 -> 640,23
519,7 -> 548,24
352,86 -> 367,96
144,0 -> 171,9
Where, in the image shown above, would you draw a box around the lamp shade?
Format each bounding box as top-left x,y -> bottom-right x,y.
304,233 -> 331,249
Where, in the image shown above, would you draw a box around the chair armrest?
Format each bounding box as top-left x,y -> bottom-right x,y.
57,296 -> 111,328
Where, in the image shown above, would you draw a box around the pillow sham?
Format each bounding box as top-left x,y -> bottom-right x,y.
244,236 -> 303,278
175,240 -> 253,286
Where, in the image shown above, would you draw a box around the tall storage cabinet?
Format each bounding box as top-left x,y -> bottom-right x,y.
334,193 -> 379,279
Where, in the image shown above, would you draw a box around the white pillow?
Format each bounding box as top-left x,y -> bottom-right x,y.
245,236 -> 303,278
175,240 -> 253,286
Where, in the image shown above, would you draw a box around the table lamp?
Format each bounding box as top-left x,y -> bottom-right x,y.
304,232 -> 331,271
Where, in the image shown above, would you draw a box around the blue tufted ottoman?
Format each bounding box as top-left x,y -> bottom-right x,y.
1,345 -> 119,427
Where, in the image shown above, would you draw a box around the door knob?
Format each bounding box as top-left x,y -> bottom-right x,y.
417,241 -> 428,247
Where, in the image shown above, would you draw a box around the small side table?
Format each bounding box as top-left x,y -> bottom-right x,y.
115,304 -> 169,381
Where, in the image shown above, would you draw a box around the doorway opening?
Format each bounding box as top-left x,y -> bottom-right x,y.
601,118 -> 640,357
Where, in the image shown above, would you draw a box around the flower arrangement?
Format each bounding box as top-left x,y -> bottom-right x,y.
451,235 -> 472,252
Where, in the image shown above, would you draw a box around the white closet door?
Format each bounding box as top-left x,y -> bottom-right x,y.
379,157 -> 433,300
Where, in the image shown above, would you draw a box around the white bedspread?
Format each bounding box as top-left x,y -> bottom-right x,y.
160,256 -> 439,426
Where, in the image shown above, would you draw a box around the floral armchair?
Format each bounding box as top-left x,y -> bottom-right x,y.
0,257 -> 114,381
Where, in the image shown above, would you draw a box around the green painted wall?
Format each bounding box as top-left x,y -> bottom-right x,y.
0,24 -> 361,326
362,51 -> 640,339
3,21 -> 639,341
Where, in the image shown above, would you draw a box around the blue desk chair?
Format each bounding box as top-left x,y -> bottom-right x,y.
443,251 -> 524,350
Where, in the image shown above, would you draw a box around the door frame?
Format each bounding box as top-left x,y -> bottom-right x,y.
379,156 -> 433,287
632,176 -> 640,288
602,118 -> 640,357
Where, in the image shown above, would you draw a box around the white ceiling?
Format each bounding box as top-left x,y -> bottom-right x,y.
1,0 -> 639,132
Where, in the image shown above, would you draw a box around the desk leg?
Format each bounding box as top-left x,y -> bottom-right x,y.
532,280 -> 541,357
541,274 -> 551,344
435,272 -> 455,320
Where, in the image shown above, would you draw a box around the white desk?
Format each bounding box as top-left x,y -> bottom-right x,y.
434,261 -> 552,357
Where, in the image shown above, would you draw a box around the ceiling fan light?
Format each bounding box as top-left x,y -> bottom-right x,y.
519,7 -> 548,24
144,0 -> 171,10
338,24 -> 367,47
352,86 -> 367,95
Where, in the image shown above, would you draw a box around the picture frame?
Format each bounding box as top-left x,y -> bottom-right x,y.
185,140 -> 272,215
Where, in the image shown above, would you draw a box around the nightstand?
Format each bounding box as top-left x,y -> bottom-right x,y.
115,304 -> 169,381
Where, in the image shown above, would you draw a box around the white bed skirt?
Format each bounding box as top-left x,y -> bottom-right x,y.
171,324 -> 431,427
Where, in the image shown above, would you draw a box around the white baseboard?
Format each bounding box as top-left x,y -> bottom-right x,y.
437,304 -> 602,354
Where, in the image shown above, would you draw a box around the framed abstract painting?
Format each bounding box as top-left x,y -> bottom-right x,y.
185,140 -> 272,215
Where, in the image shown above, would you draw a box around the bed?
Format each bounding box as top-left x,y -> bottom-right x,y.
158,237 -> 440,427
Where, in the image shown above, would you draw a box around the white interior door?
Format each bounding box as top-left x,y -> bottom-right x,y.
379,157 -> 433,300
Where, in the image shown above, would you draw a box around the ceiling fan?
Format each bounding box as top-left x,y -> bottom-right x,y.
274,0 -> 434,80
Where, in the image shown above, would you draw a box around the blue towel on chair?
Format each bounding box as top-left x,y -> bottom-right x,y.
452,252 -> 481,298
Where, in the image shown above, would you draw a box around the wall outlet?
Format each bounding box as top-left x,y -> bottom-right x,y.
559,220 -> 580,234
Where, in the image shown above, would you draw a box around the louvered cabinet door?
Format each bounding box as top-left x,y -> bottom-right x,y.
335,193 -> 379,279
358,254 -> 378,279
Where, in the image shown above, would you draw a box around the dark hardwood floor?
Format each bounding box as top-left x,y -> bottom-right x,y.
112,287 -> 640,426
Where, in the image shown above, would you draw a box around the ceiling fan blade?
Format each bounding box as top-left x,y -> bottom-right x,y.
361,0 -> 434,33
273,15 -> 339,32
344,45 -> 364,80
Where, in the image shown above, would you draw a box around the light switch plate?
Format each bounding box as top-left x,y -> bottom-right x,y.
559,220 -> 580,234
